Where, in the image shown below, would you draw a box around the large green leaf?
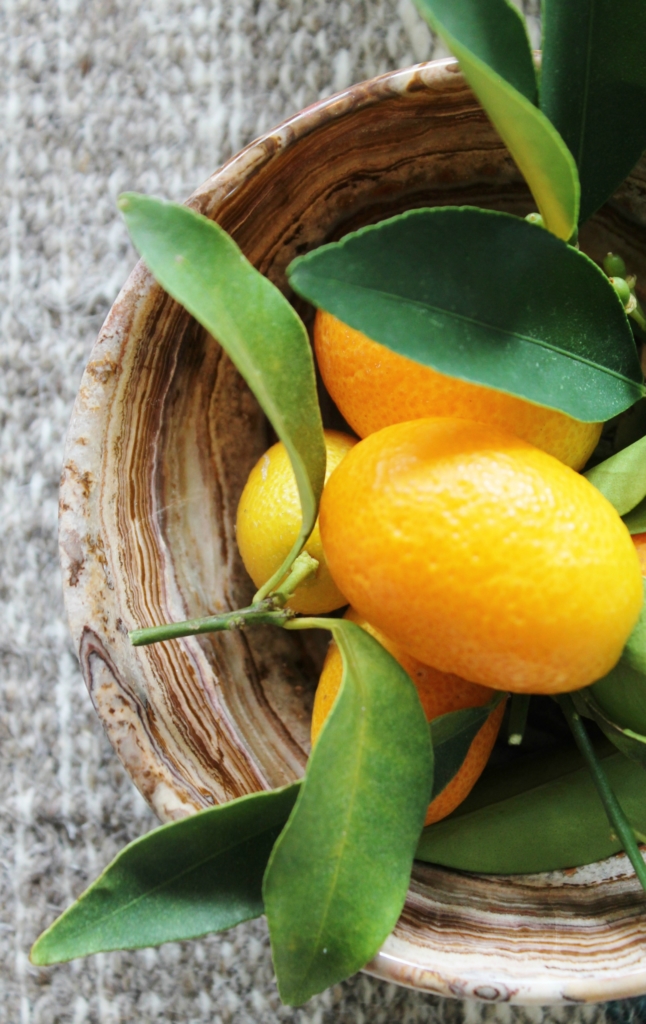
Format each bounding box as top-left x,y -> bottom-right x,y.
585,434 -> 646,516
30,785 -> 300,966
119,193 -> 326,599
264,620 -> 432,1006
289,207 -> 643,422
416,743 -> 646,872
430,694 -> 505,800
541,0 -> 646,224
413,0 -> 578,239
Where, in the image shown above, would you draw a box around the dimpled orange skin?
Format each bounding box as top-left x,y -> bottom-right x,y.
319,418 -> 644,694
314,310 -> 602,471
311,609 -> 506,826
236,430 -> 356,614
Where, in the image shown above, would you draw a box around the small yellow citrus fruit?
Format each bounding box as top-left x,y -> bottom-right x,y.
319,418 -> 643,693
314,310 -> 602,470
236,429 -> 356,613
311,609 -> 505,825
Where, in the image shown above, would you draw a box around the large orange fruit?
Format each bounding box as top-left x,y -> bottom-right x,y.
236,430 -> 356,613
319,418 -> 643,694
311,609 -> 505,825
314,310 -> 602,470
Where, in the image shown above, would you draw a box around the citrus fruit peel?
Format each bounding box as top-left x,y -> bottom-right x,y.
236,429 -> 356,614
314,309 -> 603,470
319,418 -> 643,694
312,608 -> 506,825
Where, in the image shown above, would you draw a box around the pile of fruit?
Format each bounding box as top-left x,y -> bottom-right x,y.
237,308 -> 644,828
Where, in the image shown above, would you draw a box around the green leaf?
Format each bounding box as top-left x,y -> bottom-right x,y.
585,434 -> 646,515
118,193 -> 326,598
289,207 -> 643,422
619,577 -> 646,676
430,694 -> 505,800
30,785 -> 299,966
413,0 -> 578,239
541,0 -> 646,224
574,689 -> 646,771
624,499 -> 646,534
264,620 -> 433,1006
416,743 -> 646,872
591,661 -> 646,737
589,583 -> 646,733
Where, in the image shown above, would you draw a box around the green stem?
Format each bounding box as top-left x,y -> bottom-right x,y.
507,694 -> 530,746
629,302 -> 646,333
129,602 -> 295,647
129,552 -> 319,648
557,693 -> 646,892
283,616 -> 335,632
272,551 -> 319,602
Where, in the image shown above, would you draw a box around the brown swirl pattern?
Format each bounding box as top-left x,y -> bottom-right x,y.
59,57 -> 646,1001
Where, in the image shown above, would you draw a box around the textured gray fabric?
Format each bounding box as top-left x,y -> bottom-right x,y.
0,0 -> 627,1020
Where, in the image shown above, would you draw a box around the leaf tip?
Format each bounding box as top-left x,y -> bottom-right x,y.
29,936 -> 53,968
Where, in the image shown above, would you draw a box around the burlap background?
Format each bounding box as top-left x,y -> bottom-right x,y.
0,0 -> 642,1020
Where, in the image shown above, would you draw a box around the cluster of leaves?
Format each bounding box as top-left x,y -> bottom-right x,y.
32,0 -> 646,1006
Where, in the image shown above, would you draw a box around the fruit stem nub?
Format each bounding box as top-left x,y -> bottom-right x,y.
557,693 -> 646,893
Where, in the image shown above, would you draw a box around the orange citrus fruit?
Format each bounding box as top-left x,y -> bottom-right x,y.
311,608 -> 505,825
314,310 -> 602,470
319,418 -> 643,694
236,430 -> 356,613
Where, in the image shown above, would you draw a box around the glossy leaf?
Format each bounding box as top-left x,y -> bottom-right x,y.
430,693 -> 505,800
541,0 -> 646,224
119,193 -> 326,598
413,0 -> 578,239
289,207 -> 643,422
264,620 -> 432,1006
416,743 -> 646,872
585,434 -> 646,515
574,689 -> 646,771
30,785 -> 300,965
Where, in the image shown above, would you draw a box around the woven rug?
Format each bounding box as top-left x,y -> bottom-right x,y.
0,0 -> 642,1020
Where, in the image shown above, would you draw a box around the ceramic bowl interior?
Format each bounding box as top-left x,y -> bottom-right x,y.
59,58 -> 646,1003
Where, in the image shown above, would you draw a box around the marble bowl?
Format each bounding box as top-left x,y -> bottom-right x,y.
59,58 -> 646,1004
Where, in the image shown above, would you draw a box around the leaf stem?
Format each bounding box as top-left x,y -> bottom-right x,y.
129,602 -> 296,647
507,694 -> 530,746
629,302 -> 646,333
129,552 -> 319,647
283,616 -> 335,632
557,693 -> 646,892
